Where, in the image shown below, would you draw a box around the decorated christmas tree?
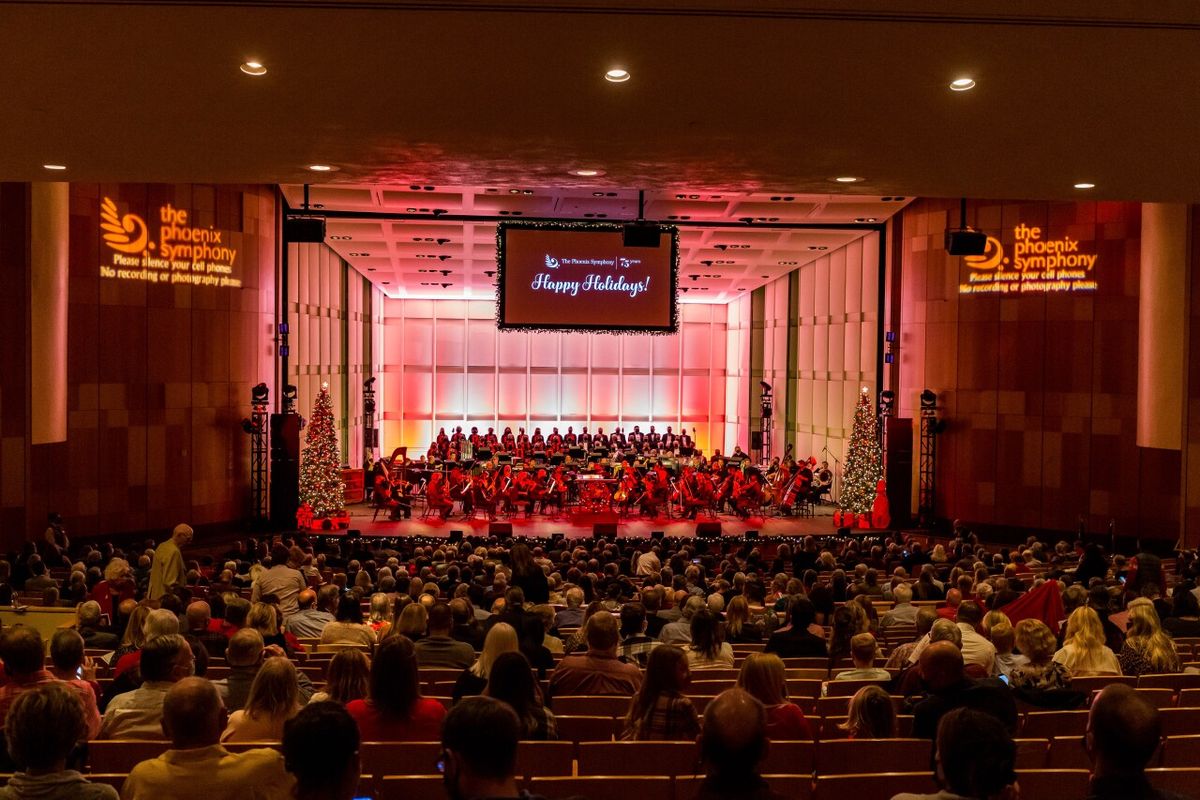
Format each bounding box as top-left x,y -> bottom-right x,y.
840,387 -> 883,517
298,383 -> 344,518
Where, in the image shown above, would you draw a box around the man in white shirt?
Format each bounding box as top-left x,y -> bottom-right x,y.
100,635 -> 194,739
953,601 -> 998,677
659,595 -> 705,645
251,544 -> 307,617
880,583 -> 919,629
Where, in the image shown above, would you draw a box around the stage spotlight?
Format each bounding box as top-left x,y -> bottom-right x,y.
241,418 -> 257,434
251,382 -> 269,405
920,389 -> 937,408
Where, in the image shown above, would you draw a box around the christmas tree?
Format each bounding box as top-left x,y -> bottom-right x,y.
840,387 -> 883,517
298,383 -> 344,518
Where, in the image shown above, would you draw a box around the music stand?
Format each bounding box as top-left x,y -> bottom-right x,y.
497,453 -> 513,464
476,448 -> 493,461
550,454 -> 565,466
532,450 -> 547,463
567,447 -> 586,460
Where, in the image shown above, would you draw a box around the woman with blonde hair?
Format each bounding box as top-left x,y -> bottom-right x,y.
452,622 -> 517,702
1119,601 -> 1181,676
114,604 -> 151,660
310,648 -> 371,706
247,602 -> 292,654
368,592 -> 392,635
392,602 -> 428,642
1009,618 -> 1072,690
737,653 -> 812,740
839,685 -> 896,739
1053,606 -> 1121,676
982,610 -> 1011,637
221,658 -> 302,742
724,595 -> 763,643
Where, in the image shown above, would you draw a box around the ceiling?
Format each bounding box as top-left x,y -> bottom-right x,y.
279,183 -> 903,300
4,2 -> 1200,202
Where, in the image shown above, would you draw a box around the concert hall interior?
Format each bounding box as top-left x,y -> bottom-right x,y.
2,1 -> 1200,551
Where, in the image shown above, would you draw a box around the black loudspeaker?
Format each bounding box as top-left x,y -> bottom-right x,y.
885,416 -> 914,528
751,431 -> 763,450
945,228 -> 988,256
623,222 -> 662,248
269,413 -> 301,527
448,530 -> 464,543
346,529 -> 361,537
488,522 -> 513,537
593,523 -> 618,539
837,526 -> 853,537
745,529 -> 759,539
284,217 -> 326,243
696,521 -> 722,539
651,531 -> 665,541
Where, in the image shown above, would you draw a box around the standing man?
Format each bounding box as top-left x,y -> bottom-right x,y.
251,544 -> 307,617
149,523 -> 193,602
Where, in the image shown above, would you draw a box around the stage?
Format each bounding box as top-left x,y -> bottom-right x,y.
338,502 -> 845,540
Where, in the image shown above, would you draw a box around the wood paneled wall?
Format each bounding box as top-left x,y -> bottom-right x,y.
896,198 -> 1181,539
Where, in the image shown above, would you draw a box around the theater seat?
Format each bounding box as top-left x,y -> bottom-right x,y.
813,739 -> 932,776
85,775 -> 129,791
1047,736 -> 1090,769
759,740 -> 816,774
1159,708 -> 1200,736
577,741 -> 700,777
1139,673 -> 1200,691
377,775 -> 444,800
1013,738 -> 1050,769
88,740 -> 170,773
1146,767 -> 1200,795
1015,769 -> 1090,798
515,740 -> 575,777
531,775 -> 673,800
674,775 -> 811,800
812,771 -> 936,800
552,695 -> 631,717
1160,735 -> 1200,767
1021,711 -> 1089,738
555,715 -> 619,742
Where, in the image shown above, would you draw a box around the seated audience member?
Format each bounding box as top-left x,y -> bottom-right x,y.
890,708 -> 1017,800
737,653 -> 812,740
309,648 -> 370,706
1163,583 -> 1200,638
764,596 -> 828,658
345,636 -> 445,741
886,608 -> 937,669
392,602 -> 428,641
121,677 -> 293,800
46,630 -> 102,738
485,651 -> 557,740
830,633 -> 891,683
220,596 -> 251,639
839,685 -> 897,739
910,641 -> 1017,740
1009,618 -> 1072,691
0,627 -> 100,742
413,602 -> 475,669
213,628 -> 266,712
440,696 -> 528,800
282,702 -> 362,800
936,588 -> 962,621
988,621 -> 1027,678
687,608 -> 736,670
953,601 -> 998,676
548,611 -> 643,698
449,597 -> 484,650
1118,602 -> 1181,676
485,587 -> 554,671
284,587 -> 338,640
533,604 -> 563,653
251,544 -> 306,617
696,689 -> 781,800
453,622 -> 517,703
1054,606 -> 1121,677
618,602 -> 659,667
221,658 -> 302,743
622,645 -> 699,741
75,600 -> 119,650
247,602 -> 296,655
1085,683 -> 1191,800
879,583 -> 918,629
725,596 -> 764,643
114,607 -> 180,679
100,634 -> 194,739
554,586 -> 586,630
319,594 -> 377,648
0,683 -> 117,799
659,595 -> 705,645
186,601 -> 229,659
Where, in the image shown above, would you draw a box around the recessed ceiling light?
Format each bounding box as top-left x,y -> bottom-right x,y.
949,77 -> 976,91
855,217 -> 878,223
570,168 -> 605,177
240,61 -> 268,76
42,164 -> 67,171
1074,182 -> 1096,190
832,176 -> 862,183
307,164 -> 337,172
605,68 -> 630,83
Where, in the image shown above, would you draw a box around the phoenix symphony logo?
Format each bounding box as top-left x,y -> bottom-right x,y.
960,223 -> 1098,296
97,197 -> 241,288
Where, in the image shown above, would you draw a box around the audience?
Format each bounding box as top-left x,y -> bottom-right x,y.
344,635 -> 445,740
1009,618 -> 1072,691
548,611 -> 642,698
453,622 -> 517,702
830,633 -> 890,682
891,708 -> 1017,800
1118,602 -> 1182,676
687,608 -> 736,669
764,596 -> 827,657
1055,606 -> 1122,676
910,641 -> 1017,739
1085,683 -> 1189,800
622,645 -> 699,740
284,587 -> 338,640
485,651 -> 557,740
121,677 -> 293,799
414,602 -> 475,669
840,685 -> 897,739
220,657 -> 302,742
440,696 -> 527,800
696,689 -> 778,800
100,633 -> 194,739
660,595 -> 705,645
618,602 -> 660,667
0,683 -> 117,799
319,595 -> 377,648
251,544 -> 306,617
737,652 -> 812,740
281,702 -> 361,800
310,648 -> 371,706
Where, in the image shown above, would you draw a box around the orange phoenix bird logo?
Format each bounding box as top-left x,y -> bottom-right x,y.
963,235 -> 1006,271
100,197 -> 149,254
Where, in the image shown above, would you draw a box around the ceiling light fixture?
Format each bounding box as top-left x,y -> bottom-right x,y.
1074,182 -> 1096,190
240,61 -> 268,76
605,68 -> 630,83
569,168 -> 605,177
307,164 -> 337,172
42,164 -> 67,171
949,77 -> 976,92
832,176 -> 862,183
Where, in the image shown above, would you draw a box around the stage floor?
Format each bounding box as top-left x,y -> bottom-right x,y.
342,503 -> 840,539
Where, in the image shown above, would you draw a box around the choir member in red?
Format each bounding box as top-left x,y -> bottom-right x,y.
450,426 -> 466,454
647,426 -> 660,450
501,427 -> 515,452
426,472 -> 453,519
531,427 -> 545,450
578,427 -> 591,449
485,427 -> 499,449
564,427 -> 577,447
468,426 -> 483,449
435,427 -> 450,458
547,427 -> 562,452
516,427 -> 530,457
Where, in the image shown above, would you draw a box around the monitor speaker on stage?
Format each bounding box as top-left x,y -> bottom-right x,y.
448,530 -> 464,543
696,521 -> 722,539
750,431 -> 763,450
837,526 -> 852,537
745,529 -> 759,539
651,531 -> 665,542
593,522 -> 617,539
488,522 -> 513,537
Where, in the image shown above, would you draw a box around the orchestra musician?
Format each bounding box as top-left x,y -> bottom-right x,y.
471,466 -> 498,520
425,472 -> 453,519
734,470 -> 766,519
678,465 -> 706,519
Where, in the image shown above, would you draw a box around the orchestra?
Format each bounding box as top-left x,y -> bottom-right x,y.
370,423 -> 835,522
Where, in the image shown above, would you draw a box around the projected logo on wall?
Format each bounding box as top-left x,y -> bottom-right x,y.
98,197 -> 242,288
959,223 -> 1098,295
